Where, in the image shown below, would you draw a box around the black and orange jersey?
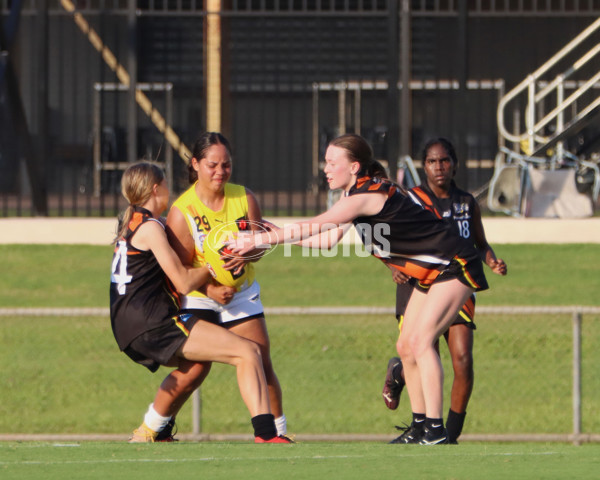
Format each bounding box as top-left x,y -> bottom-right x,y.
110,206 -> 180,350
411,181 -> 478,244
348,176 -> 487,291
393,180 -> 482,326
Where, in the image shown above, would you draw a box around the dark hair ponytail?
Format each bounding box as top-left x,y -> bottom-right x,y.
363,159 -> 388,179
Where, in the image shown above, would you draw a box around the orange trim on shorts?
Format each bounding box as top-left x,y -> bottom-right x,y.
173,315 -> 190,336
453,255 -> 481,289
387,262 -> 441,286
461,295 -> 475,319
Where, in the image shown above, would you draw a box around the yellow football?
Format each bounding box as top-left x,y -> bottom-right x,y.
203,226 -> 249,289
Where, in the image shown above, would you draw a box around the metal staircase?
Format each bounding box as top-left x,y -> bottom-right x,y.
489,17 -> 600,217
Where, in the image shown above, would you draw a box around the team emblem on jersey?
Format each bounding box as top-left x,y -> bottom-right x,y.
453,203 -> 470,219
236,216 -> 250,231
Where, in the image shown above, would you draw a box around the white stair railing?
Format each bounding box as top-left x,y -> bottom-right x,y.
497,16 -> 600,157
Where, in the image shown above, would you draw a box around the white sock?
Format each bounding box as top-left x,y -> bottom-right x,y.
143,403 -> 171,433
275,414 -> 287,436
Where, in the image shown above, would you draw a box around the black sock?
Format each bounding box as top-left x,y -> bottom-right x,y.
446,409 -> 466,443
425,417 -> 444,435
251,414 -> 277,440
412,412 -> 425,427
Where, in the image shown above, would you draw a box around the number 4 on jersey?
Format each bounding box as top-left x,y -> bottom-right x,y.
111,241 -> 133,295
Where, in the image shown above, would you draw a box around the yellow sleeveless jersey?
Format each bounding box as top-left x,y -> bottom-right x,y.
171,182 -> 256,298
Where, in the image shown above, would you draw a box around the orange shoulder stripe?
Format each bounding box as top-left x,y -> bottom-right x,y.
129,212 -> 144,232
355,177 -> 369,189
412,187 -> 432,206
411,188 -> 442,219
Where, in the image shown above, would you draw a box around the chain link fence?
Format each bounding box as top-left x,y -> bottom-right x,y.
1,306 -> 598,443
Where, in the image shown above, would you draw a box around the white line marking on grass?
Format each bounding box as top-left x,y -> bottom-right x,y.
0,451 -> 560,467
1,455 -> 362,467
395,451 -> 562,460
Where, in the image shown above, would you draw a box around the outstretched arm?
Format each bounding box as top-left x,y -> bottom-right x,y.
230,191 -> 386,253
292,223 -> 352,250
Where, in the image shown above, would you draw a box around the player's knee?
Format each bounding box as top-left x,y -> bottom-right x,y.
409,334 -> 437,360
239,339 -> 263,365
172,363 -> 211,392
396,336 -> 415,364
452,351 -> 474,378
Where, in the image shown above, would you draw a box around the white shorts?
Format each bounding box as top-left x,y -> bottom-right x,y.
180,281 -> 264,324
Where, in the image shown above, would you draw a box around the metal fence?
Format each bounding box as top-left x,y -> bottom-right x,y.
0,305 -> 598,443
1,2 -> 599,217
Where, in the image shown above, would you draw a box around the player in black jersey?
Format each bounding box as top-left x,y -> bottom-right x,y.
230,134 -> 490,445
127,133 -> 292,442
383,138 -> 507,444
110,162 -> 291,444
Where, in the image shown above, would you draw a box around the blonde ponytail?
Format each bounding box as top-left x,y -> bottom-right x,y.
113,162 -> 165,244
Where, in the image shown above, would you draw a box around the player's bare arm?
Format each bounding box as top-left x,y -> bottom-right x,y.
136,220 -> 211,294
166,206 -> 196,266
230,191 -> 386,253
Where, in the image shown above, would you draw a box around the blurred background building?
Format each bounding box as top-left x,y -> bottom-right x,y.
1,1 -> 598,217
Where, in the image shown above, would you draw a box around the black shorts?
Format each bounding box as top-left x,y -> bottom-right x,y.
395,282 -> 477,330
124,312 -> 202,372
437,255 -> 488,292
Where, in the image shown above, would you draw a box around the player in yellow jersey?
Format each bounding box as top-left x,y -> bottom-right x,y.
114,162 -> 290,444
129,133 -> 290,442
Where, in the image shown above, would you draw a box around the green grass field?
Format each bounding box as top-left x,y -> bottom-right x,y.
2,243 -> 599,307
1,442 -> 600,480
1,244 -> 599,441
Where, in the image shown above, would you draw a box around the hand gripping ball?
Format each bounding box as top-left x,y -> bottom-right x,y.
203,225 -> 248,289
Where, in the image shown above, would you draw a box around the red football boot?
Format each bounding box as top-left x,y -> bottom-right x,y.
255,435 -> 294,444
